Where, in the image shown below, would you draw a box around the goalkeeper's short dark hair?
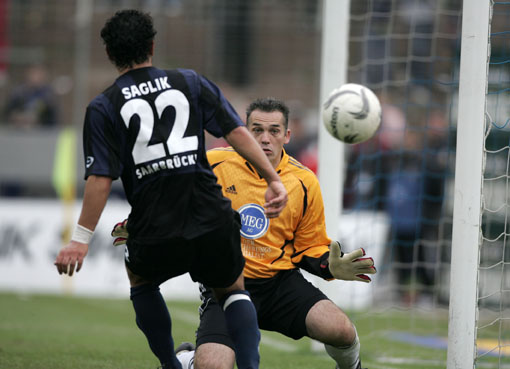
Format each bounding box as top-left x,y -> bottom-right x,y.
246,97 -> 290,129
100,9 -> 156,70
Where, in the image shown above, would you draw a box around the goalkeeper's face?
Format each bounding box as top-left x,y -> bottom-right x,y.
247,110 -> 290,168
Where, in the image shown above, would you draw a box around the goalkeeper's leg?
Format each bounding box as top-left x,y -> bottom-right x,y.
324,332 -> 361,369
306,300 -> 361,369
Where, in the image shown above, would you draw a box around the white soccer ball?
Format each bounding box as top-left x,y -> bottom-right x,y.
322,83 -> 382,144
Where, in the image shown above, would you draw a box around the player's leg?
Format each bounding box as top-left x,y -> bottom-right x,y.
125,241 -> 185,369
306,300 -> 361,369
253,269 -> 361,369
127,268 -> 182,368
210,273 -> 259,369
195,343 -> 234,369
190,212 -> 260,369
177,343 -> 234,369
178,284 -> 237,369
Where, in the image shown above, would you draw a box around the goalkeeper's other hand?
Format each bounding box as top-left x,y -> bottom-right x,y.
328,241 -> 376,283
111,219 -> 128,246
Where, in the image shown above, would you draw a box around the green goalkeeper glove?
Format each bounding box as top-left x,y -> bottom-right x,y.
111,219 -> 128,246
328,241 -> 377,283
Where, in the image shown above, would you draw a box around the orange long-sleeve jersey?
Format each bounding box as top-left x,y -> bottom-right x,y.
207,147 -> 333,279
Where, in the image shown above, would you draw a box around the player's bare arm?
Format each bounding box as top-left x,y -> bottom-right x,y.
54,175 -> 112,276
225,125 -> 288,217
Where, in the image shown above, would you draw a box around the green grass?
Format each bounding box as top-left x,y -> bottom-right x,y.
0,291 -> 499,369
0,292 -> 340,369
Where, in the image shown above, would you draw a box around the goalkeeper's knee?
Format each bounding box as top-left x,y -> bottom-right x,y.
324,326 -> 361,369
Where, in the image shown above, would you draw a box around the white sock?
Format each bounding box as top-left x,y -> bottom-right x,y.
324,329 -> 360,369
176,349 -> 195,369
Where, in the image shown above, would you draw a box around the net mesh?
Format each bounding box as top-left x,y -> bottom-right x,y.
477,1 -> 510,365
342,0 -> 462,366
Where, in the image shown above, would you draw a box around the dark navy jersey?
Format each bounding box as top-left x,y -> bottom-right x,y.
83,67 -> 242,241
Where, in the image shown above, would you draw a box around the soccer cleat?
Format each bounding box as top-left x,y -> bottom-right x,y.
335,362 -> 366,369
175,342 -> 195,369
175,341 -> 195,354
156,343 -> 196,369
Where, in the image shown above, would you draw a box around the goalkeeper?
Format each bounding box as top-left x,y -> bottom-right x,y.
113,97 -> 376,369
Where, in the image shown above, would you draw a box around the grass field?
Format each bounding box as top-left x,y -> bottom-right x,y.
0,291 -> 490,369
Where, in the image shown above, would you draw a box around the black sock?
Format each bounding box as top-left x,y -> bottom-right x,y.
130,284 -> 181,369
220,290 -> 260,369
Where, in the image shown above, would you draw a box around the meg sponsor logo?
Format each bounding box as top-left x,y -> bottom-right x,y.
238,203 -> 269,239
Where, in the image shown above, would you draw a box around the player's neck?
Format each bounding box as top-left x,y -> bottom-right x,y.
118,59 -> 153,75
270,151 -> 284,169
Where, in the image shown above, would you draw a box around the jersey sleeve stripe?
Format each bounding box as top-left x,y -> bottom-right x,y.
288,158 -> 311,171
298,179 -> 308,217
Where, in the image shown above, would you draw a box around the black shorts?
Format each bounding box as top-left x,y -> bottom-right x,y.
124,211 -> 245,288
196,269 -> 329,348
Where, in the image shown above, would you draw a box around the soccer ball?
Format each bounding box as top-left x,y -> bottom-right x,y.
322,83 -> 382,144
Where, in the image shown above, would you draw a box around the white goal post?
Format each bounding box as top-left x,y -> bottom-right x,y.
447,1 -> 492,368
317,0 -> 350,237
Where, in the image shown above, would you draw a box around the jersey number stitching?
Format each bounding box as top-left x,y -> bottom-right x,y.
120,89 -> 198,165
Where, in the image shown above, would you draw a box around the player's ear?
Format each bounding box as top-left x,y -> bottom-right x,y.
150,41 -> 154,56
284,129 -> 291,144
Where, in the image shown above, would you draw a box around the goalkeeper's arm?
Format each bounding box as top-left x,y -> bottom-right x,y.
294,241 -> 376,282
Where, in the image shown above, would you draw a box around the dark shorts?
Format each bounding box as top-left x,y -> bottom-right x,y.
196,269 -> 329,348
124,211 -> 245,288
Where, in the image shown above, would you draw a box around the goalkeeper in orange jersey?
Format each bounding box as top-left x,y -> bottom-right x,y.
112,97 -> 376,369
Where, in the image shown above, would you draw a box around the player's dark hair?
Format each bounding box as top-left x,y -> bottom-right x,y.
100,9 -> 156,70
246,97 -> 290,129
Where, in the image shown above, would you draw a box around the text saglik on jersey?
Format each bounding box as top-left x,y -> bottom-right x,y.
121,77 -> 172,100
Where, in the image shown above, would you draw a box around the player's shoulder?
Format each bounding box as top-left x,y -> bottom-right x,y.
287,154 -> 316,176
286,155 -> 319,184
151,68 -> 198,90
174,68 -> 215,97
207,146 -> 239,164
172,68 -> 203,86
175,67 -> 199,78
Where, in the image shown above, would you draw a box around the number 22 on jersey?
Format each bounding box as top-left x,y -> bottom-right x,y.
120,89 -> 198,165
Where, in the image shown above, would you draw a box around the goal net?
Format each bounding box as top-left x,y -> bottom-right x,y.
474,1 -> 510,366
328,1 -> 508,368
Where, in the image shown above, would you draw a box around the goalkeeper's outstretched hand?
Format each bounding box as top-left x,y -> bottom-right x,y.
328,241 -> 377,283
111,219 -> 128,246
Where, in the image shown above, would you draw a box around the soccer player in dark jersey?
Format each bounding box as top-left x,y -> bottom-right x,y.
113,98 -> 376,369
54,10 -> 287,369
